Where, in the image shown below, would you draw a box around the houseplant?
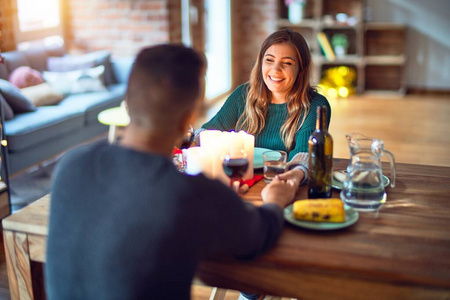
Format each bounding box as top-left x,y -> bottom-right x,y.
331,33 -> 350,57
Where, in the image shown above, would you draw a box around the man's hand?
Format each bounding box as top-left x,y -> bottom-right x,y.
261,176 -> 297,209
277,169 -> 305,187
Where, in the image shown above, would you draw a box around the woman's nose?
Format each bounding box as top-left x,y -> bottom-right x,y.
273,62 -> 282,71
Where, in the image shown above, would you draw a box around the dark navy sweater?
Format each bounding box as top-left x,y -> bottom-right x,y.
45,140 -> 284,300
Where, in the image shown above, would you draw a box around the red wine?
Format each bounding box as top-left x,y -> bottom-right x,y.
180,130 -> 194,149
222,158 -> 249,179
308,105 -> 333,199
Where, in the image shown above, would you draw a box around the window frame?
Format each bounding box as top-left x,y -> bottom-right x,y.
12,0 -> 64,44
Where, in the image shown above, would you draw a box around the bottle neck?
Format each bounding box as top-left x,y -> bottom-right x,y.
316,106 -> 327,131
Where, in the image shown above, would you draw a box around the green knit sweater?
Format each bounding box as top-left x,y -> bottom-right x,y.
202,83 -> 331,161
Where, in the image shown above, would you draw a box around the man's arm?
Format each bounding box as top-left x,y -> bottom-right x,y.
211,177 -> 296,260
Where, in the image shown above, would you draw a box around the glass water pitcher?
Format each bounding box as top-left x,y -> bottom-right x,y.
341,133 -> 396,211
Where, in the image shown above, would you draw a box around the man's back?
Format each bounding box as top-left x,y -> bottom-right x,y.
45,140 -> 284,299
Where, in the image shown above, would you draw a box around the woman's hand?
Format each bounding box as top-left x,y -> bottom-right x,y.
261,176 -> 297,209
277,169 -> 305,187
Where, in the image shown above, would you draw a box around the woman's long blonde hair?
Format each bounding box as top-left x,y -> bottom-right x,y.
237,29 -> 313,151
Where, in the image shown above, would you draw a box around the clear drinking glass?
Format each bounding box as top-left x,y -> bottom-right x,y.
262,150 -> 287,183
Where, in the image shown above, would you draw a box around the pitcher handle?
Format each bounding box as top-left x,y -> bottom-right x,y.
382,149 -> 396,188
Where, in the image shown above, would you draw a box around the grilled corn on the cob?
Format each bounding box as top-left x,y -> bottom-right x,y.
293,199 -> 345,223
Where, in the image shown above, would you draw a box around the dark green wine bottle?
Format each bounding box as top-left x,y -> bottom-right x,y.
308,105 -> 333,198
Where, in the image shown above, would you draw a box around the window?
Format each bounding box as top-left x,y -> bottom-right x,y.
14,0 -> 63,45
204,0 -> 231,100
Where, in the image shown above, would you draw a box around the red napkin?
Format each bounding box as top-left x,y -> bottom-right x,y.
173,147 -> 183,155
240,175 -> 264,188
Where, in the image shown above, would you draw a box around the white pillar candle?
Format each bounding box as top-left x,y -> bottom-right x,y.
240,131 -> 255,180
206,136 -> 229,184
227,131 -> 245,157
194,130 -> 254,185
198,131 -> 229,185
199,130 -> 222,148
185,146 -> 211,176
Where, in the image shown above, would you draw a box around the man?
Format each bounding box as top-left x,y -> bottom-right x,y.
45,44 -> 296,299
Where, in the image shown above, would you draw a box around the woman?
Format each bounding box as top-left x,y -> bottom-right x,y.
199,28 -> 331,187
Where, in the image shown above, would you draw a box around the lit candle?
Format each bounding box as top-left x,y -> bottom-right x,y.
240,131 -> 255,180
227,131 -> 245,157
199,131 -> 229,185
199,130 -> 221,148
191,130 -> 254,185
185,147 -> 211,176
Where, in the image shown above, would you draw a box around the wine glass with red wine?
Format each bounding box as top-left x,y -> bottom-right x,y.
175,124 -> 195,172
180,124 -> 195,149
222,149 -> 249,193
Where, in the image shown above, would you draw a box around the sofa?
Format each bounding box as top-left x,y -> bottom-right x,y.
0,45 -> 133,175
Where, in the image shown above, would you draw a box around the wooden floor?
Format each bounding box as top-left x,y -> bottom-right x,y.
0,94 -> 448,299
328,94 -> 450,167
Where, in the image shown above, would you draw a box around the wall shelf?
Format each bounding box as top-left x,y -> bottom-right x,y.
278,0 -> 407,95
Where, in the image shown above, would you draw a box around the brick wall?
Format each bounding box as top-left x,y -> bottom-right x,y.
168,0 -> 182,44
1,0 -> 279,87
64,0 -> 172,57
0,0 -> 16,52
63,0 -> 277,84
232,0 -> 278,86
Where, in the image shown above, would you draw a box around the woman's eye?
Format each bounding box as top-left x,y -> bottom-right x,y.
284,62 -> 293,66
265,58 -> 274,63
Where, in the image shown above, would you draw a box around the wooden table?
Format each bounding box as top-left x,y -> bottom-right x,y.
2,195 -> 49,300
2,160 -> 450,299
198,159 -> 450,299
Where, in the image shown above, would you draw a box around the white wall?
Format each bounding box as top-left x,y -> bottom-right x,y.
367,0 -> 450,90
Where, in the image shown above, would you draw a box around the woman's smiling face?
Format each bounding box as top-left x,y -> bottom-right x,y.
261,43 -> 300,103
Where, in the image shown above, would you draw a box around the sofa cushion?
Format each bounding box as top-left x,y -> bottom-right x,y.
111,57 -> 134,84
23,47 -> 49,72
9,66 -> 45,88
0,93 -> 14,120
0,79 -> 37,113
47,54 -> 96,72
2,52 -> 30,75
47,50 -> 117,86
58,83 -> 126,125
20,83 -> 65,107
0,61 -> 9,81
44,44 -> 66,57
4,106 -> 85,152
43,65 -> 107,94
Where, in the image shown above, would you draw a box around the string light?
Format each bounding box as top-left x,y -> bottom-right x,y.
318,66 -> 356,99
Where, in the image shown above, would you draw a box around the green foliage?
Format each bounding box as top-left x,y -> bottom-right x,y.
331,34 -> 349,49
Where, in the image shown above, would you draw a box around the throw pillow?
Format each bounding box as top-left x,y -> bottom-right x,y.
20,83 -> 65,107
9,66 -> 45,89
0,93 -> 14,120
47,50 -> 117,85
43,65 -> 107,94
0,79 -> 37,114
47,55 -> 95,72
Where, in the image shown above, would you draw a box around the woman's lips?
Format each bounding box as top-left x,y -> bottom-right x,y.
269,75 -> 284,82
